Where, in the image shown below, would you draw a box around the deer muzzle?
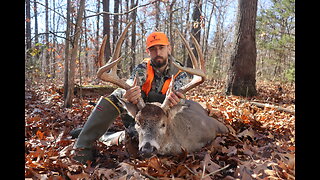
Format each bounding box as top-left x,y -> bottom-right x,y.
139,141 -> 158,158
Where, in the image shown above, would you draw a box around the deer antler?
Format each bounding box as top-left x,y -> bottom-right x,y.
97,21 -> 145,110
161,30 -> 206,111
173,30 -> 206,94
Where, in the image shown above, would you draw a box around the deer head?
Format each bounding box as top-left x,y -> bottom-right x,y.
97,21 -> 207,157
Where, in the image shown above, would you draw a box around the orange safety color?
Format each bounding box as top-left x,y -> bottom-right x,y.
160,70 -> 182,95
141,59 -> 181,96
141,59 -> 154,96
146,32 -> 170,49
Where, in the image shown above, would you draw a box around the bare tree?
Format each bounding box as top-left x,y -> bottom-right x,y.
186,0 -> 202,68
225,0 -> 258,97
52,0 -> 56,78
167,0 -> 177,56
25,0 -> 31,51
64,0 -> 86,107
83,10 -> 89,77
102,0 -> 112,64
155,0 -> 160,30
203,0 -> 215,63
182,0 -> 192,65
63,0 -> 71,100
33,0 -> 40,61
33,0 -> 39,46
94,0 -> 101,74
130,0 -> 138,73
113,0 -> 120,49
45,0 -> 50,76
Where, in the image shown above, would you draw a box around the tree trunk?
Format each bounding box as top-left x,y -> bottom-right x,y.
124,0 -> 130,76
25,0 -> 31,52
52,0 -> 56,78
225,0 -> 257,97
45,0 -> 50,76
182,0 -> 192,66
155,0 -> 160,30
130,0 -> 138,74
33,1 -> 38,45
63,0 -> 71,100
168,0 -> 176,56
33,0 -> 39,60
103,0 -> 112,63
204,0 -> 214,64
113,0 -> 120,49
95,0 -> 101,75
64,0 -> 86,107
186,0 -> 202,68
114,0 -> 121,77
84,11 -> 89,77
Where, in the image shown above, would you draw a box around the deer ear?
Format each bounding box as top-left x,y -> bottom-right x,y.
117,97 -> 139,118
162,99 -> 188,119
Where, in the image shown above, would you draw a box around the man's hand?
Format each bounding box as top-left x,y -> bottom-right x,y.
167,91 -> 185,107
123,86 -> 141,104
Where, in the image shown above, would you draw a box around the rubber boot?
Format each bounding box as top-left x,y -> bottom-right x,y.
72,96 -> 120,164
99,130 -> 125,146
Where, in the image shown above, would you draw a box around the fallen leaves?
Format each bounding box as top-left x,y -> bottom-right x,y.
25,80 -> 295,179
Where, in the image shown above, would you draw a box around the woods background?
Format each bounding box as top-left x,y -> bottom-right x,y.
25,1 -> 296,179
25,0 -> 295,104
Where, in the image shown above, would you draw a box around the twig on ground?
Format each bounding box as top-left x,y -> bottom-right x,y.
202,164 -> 230,179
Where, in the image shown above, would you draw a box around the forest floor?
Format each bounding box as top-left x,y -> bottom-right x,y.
25,79 -> 295,179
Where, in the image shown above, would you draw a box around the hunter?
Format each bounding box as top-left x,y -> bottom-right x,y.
72,31 -> 190,163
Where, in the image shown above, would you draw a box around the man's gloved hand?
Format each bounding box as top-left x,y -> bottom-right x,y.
123,86 -> 141,104
166,91 -> 185,107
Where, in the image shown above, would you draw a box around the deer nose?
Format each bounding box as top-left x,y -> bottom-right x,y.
140,142 -> 157,158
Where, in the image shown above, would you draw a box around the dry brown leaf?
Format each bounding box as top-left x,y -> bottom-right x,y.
67,171 -> 90,180
222,146 -> 237,156
25,80 -> 295,179
237,128 -> 255,139
201,153 -> 221,174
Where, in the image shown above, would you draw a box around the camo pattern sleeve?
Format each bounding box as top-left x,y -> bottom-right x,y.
173,71 -> 189,91
128,62 -> 148,87
110,62 -> 147,98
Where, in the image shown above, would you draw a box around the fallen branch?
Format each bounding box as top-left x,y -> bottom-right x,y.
241,101 -> 295,114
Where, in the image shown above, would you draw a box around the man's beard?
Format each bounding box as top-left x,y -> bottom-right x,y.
151,56 -> 167,68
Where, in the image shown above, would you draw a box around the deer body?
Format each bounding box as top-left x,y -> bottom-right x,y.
166,100 -> 228,154
133,100 -> 229,156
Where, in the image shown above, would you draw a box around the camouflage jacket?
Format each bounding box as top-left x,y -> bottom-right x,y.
111,55 -> 189,103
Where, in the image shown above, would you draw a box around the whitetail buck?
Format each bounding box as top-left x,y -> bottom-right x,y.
97,22 -> 229,157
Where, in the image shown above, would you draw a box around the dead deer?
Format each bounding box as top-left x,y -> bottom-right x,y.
97,22 -> 229,157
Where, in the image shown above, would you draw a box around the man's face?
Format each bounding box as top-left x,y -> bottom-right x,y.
147,45 -> 171,68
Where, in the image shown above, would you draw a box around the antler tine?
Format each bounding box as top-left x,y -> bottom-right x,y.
109,21 -> 133,72
190,34 -> 206,73
172,29 -> 206,94
176,30 -> 198,68
160,75 -> 175,111
96,21 -> 145,110
97,35 -> 108,67
97,21 -> 133,90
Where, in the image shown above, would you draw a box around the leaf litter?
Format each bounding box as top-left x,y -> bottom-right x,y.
25,80 -> 295,179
